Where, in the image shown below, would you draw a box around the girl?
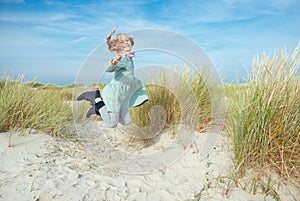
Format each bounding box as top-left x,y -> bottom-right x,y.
77,28 -> 149,128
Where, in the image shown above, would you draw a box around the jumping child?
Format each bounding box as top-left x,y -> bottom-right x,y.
77,28 -> 149,128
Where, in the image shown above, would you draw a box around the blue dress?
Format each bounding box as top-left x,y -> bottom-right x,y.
102,55 -> 149,112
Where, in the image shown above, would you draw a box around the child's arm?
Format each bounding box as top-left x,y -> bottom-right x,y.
105,53 -> 127,72
105,53 -> 122,72
112,53 -> 122,65
105,64 -> 115,72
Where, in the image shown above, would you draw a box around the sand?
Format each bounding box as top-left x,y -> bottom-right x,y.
0,121 -> 298,201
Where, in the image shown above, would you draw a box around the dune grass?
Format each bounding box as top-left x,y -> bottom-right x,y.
0,76 -> 73,137
70,66 -> 212,138
127,66 -> 211,140
226,43 -> 300,186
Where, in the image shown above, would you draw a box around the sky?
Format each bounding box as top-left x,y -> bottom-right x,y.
0,0 -> 299,85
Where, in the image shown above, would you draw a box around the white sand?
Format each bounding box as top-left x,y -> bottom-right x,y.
0,121 -> 298,201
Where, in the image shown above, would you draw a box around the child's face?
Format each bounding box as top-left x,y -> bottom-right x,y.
117,34 -> 132,52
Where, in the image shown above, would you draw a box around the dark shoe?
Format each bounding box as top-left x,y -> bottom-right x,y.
76,90 -> 96,105
86,106 -> 100,118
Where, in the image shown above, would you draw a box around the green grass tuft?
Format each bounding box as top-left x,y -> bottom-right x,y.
127,66 -> 212,140
0,76 -> 73,136
226,43 -> 300,182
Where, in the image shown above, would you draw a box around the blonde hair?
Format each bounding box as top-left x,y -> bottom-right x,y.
106,28 -> 134,51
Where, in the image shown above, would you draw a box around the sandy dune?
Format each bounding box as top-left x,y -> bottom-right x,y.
0,121 -> 296,201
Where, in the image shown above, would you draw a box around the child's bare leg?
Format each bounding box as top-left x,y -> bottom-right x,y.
95,97 -> 102,102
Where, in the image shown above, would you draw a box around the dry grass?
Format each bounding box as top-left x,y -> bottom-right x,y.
0,75 -> 73,136
226,43 -> 300,182
126,66 -> 211,140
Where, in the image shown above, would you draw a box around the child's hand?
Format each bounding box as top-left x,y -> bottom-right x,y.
112,53 -> 122,65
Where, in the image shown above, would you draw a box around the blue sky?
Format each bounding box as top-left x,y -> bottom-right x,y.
0,0 -> 299,85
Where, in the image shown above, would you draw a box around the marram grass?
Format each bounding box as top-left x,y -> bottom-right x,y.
127,66 -> 211,140
0,76 -> 73,136
227,43 -> 300,181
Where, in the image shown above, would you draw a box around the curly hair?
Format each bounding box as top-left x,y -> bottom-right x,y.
106,29 -> 134,52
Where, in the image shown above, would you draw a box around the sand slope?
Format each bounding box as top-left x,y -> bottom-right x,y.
0,121 -> 289,201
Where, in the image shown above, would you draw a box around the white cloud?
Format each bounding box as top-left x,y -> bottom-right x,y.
69,37 -> 87,44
